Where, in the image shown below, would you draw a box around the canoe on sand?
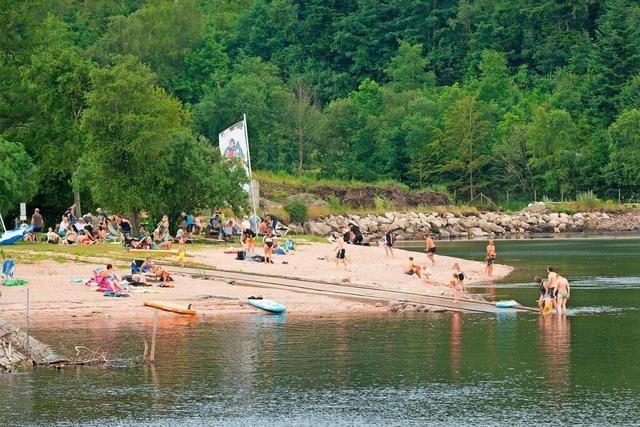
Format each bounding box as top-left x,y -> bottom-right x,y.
144,300 -> 196,315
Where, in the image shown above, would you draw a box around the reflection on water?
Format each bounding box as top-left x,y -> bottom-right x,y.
3,238 -> 640,425
538,315 -> 571,395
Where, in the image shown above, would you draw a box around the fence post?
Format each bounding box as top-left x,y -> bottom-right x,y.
534,190 -> 537,203
618,188 -> 621,204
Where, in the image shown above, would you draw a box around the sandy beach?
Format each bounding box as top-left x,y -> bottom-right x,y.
0,242 -> 512,324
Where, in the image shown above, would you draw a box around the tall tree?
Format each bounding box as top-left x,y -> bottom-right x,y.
442,94 -> 492,200
0,137 -> 37,215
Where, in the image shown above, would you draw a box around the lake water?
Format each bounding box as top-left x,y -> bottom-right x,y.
2,237 -> 640,425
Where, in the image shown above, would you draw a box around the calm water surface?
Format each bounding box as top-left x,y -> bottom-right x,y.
2,237 -> 639,426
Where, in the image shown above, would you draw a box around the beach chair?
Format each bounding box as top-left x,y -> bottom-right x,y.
106,223 -> 122,243
275,223 -> 289,237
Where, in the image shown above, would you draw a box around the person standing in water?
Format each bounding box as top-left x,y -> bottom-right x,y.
383,226 -> 395,258
534,276 -> 548,314
485,239 -> 497,277
546,266 -> 559,311
556,274 -> 571,314
424,234 -> 436,266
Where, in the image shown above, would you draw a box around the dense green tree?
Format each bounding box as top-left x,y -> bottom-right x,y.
384,40 -> 435,91
526,106 -> 581,196
606,109 -> 640,193
80,56 -> 245,229
441,94 -> 492,199
92,0 -> 204,100
0,137 -> 38,215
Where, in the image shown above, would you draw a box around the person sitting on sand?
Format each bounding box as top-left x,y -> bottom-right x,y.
349,223 -> 364,245
46,227 -> 60,244
94,264 -> 123,293
556,274 -> 571,315
141,257 -> 171,282
404,257 -> 424,278
449,272 -> 463,302
62,227 -> 77,245
78,230 -> 96,245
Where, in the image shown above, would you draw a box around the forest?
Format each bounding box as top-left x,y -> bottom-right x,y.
2,0 -> 640,220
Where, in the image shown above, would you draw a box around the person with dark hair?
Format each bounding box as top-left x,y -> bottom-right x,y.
425,234 -> 436,266
349,223 -> 363,245
30,208 -> 44,242
383,226 -> 394,257
403,256 -> 424,278
534,276 -> 548,313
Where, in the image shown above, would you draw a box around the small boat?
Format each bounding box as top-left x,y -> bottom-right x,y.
144,300 -> 196,315
247,297 -> 286,314
495,300 -> 518,308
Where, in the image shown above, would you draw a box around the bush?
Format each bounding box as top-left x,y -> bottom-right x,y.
373,195 -> 393,211
575,192 -> 601,211
284,200 -> 308,223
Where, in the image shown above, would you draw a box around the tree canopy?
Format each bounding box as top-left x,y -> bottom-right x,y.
3,0 -> 640,220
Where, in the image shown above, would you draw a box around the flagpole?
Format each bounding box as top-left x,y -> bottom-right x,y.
243,113 -> 258,232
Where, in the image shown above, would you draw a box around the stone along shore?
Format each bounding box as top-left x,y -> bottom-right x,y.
291,207 -> 640,241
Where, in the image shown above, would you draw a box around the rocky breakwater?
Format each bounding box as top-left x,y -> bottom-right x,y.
292,206 -> 634,241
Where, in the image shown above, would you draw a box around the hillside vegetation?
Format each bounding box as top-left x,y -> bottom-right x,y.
2,0 -> 640,220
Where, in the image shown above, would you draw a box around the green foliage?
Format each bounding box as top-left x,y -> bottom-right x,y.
284,200 -> 308,223
80,55 -> 246,227
0,137 -> 38,213
4,0 -> 640,220
373,195 -> 393,211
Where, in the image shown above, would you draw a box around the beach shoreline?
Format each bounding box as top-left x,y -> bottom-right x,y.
0,242 -> 512,324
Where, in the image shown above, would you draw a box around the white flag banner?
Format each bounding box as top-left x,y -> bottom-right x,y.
218,120 -> 249,176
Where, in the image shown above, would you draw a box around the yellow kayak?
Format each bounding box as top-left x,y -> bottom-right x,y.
143,300 -> 196,315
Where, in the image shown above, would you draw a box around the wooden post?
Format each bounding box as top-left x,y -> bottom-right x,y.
25,288 -> 30,361
618,188 -> 621,204
150,309 -> 158,363
534,190 -> 537,203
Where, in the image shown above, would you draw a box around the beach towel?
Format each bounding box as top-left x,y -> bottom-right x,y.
2,278 -> 28,287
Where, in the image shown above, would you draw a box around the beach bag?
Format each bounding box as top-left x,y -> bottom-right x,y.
236,251 -> 246,260
251,255 -> 265,262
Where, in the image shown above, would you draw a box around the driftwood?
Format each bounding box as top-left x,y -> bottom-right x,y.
0,318 -> 57,371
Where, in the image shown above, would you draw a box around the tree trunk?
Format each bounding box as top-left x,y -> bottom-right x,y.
130,209 -> 140,236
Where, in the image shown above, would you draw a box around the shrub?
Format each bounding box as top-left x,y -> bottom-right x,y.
575,192 -> 601,211
373,195 -> 393,211
284,200 -> 308,223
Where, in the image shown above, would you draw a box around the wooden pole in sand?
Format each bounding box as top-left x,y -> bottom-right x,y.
150,309 -> 158,363
25,288 -> 30,361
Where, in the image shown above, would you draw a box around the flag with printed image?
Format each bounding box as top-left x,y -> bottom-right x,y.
218,120 -> 249,176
